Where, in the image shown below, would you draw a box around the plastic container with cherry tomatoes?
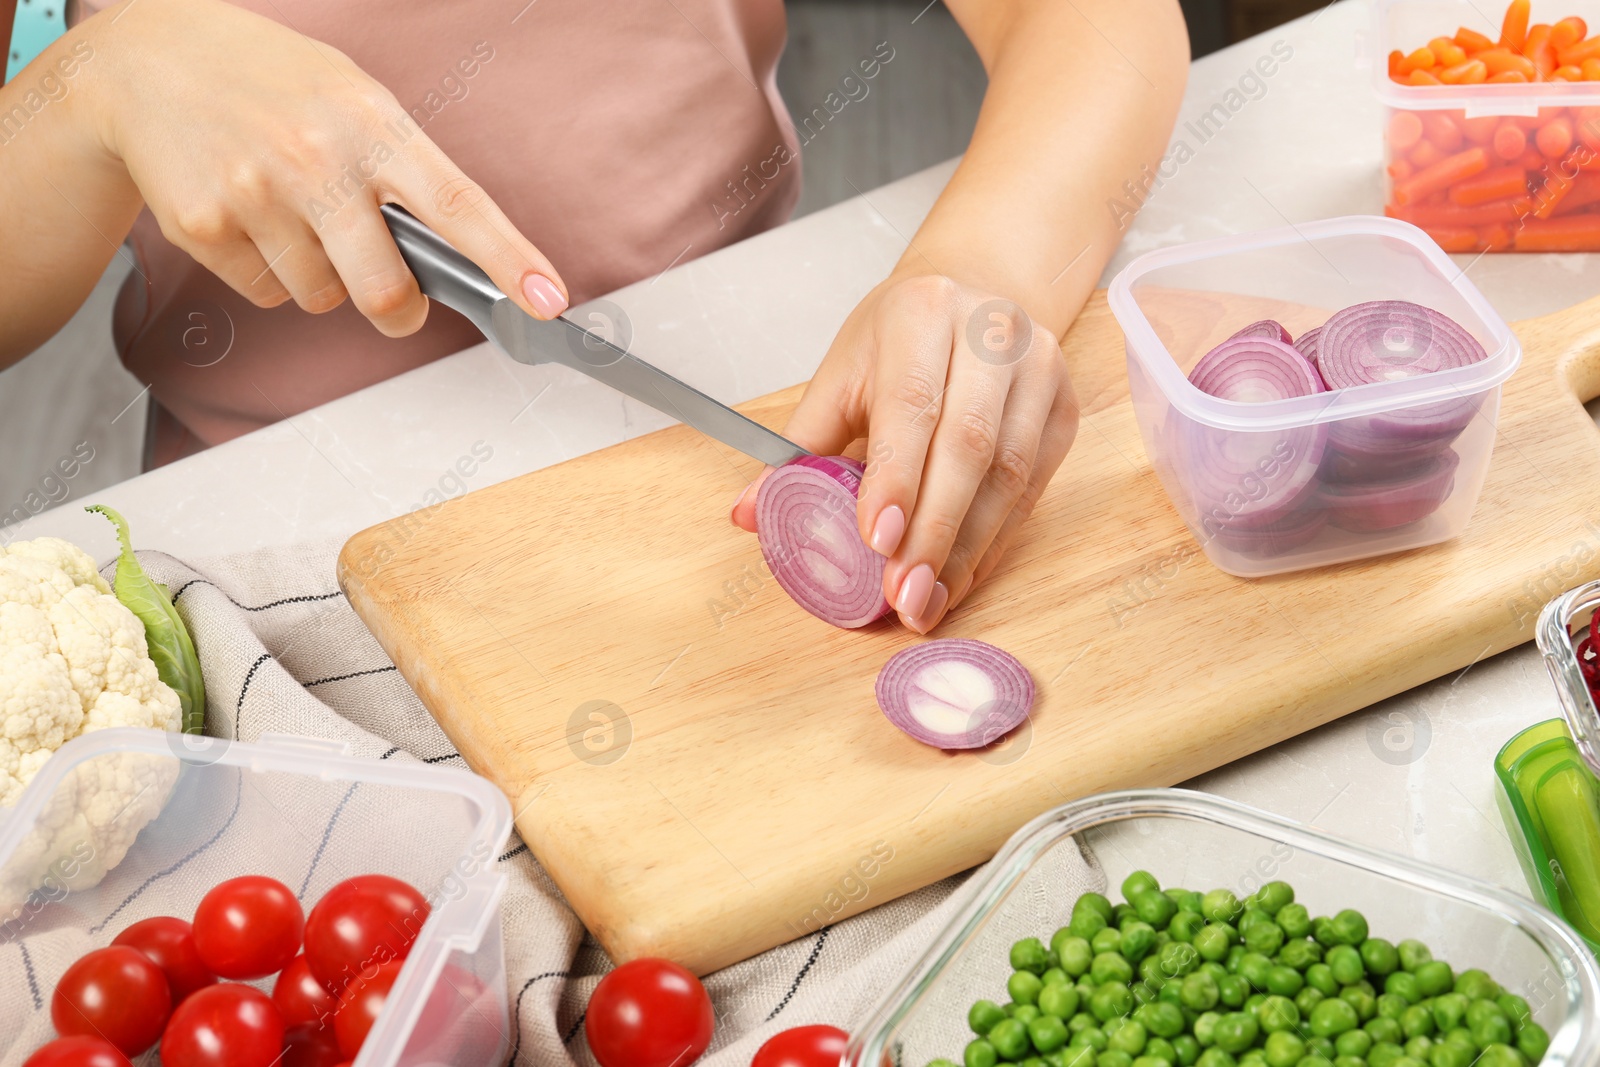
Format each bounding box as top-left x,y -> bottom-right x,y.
0,728 -> 513,1067
1374,0 -> 1600,252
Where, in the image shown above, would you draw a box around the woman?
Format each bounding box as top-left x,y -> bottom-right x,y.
0,0 -> 1188,631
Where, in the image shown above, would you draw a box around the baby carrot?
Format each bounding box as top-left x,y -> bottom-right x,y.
1553,16 -> 1589,51
1425,226 -> 1481,252
1412,140 -> 1446,168
1489,70 -> 1530,82
1558,37 -> 1600,66
1394,146 -> 1490,205
1456,26 -> 1496,52
1524,24 -> 1556,78
1577,107 -> 1600,150
1441,59 -> 1490,83
1538,116 -> 1575,158
1532,165 -> 1578,217
1554,64 -> 1585,79
1389,110 -> 1425,151
1584,57 -> 1600,79
1480,47 -> 1538,77
1463,114 -> 1501,144
1513,215 -> 1600,250
1388,158 -> 1416,181
1422,112 -> 1465,152
1432,37 -> 1469,67
1388,200 -> 1528,226
1389,49 -> 1405,77
1554,173 -> 1600,213
1449,164 -> 1528,205
1401,46 -> 1438,74
1410,69 -> 1445,85
1501,0 -> 1531,51
1520,146 -> 1549,170
1480,223 -> 1514,249
1494,122 -> 1528,160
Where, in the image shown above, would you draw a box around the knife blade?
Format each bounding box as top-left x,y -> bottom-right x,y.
380,204 -> 809,469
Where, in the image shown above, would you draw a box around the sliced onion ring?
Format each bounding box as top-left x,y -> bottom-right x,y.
755,455 -> 891,629
1229,319 -> 1293,345
1316,449 -> 1460,533
1316,301 -> 1487,389
876,639 -> 1034,749
1188,336 -> 1325,403
1294,325 -> 1323,367
1209,505 -> 1329,558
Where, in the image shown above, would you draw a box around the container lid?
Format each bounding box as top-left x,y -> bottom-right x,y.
1371,0 -> 1600,114
1107,216 -> 1522,433
1537,580 -> 1600,779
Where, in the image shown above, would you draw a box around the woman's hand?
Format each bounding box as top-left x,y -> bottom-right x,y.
89,0 -> 567,332
731,272 -> 1077,633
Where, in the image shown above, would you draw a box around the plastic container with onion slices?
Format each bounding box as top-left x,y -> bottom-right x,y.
1107,215 -> 1521,578
1494,579 -> 1600,954
0,727 -> 514,1067
1372,0 -> 1600,253
842,789 -> 1600,1067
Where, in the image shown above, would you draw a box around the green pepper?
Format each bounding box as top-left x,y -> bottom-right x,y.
88,505 -> 205,733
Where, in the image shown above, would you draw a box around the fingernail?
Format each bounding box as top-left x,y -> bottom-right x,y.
521,273 -> 568,319
730,482 -> 751,524
869,506 -> 905,557
905,581 -> 950,634
895,563 -> 935,618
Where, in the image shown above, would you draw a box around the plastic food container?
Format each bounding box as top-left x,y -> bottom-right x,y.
844,789 -> 1600,1067
1492,579 -> 1600,952
1108,215 -> 1521,578
0,728 -> 513,1067
1372,0 -> 1600,253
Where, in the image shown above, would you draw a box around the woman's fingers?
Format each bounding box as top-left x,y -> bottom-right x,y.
243,218 -> 348,315
169,224 -> 293,310
383,138 -> 569,321
317,198 -> 430,337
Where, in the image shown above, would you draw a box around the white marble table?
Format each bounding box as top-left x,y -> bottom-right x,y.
11,0 -> 1600,905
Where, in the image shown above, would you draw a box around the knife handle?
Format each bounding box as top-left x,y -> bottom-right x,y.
380,203 -> 504,334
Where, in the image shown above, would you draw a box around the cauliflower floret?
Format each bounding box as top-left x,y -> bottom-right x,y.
4,537 -> 113,595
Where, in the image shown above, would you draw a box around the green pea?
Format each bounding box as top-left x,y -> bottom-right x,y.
1202,890 -> 1243,924
1312,917 -> 1337,947
1217,975 -> 1248,1008
1171,889 -> 1204,914
1276,905 -> 1312,940
1100,1052 -> 1135,1067
1476,1046 -> 1523,1067
927,1060 -> 961,1067
1133,1058 -> 1174,1067
1045,968 -> 1071,986
1330,911 -> 1369,947
1123,871 -> 1161,898
1368,1043 -> 1405,1067
1400,1004 -> 1435,1039
1517,1023 -> 1549,1063
1333,1059 -> 1366,1067
1159,942 -> 1201,980
1244,992 -> 1267,1013
1443,1027 -> 1474,1049
971,1000 -> 1009,1035
1239,1053 -> 1267,1067
1056,936 -> 1095,978
1120,922 -> 1158,964
1469,1012 -> 1512,1049
1256,995 -> 1299,1034
1013,938 -> 1053,976
1170,913 -> 1207,944
1340,986 -> 1376,1022
1295,988 -> 1325,1018
1238,909 -> 1273,934
1195,927 -> 1233,963
1238,953 -> 1273,990
1384,971 -> 1422,1005
1405,1037 -> 1434,1063
1194,1012 -> 1222,1047
1094,953 -> 1136,987
1199,962 -> 1228,982
1071,910 -> 1110,942
1396,940 -> 1432,973
1307,1037 -> 1336,1061
1132,983 -> 1158,1008
1428,993 -> 1467,1033
1134,1001 -> 1185,1039
1077,892 -> 1114,922
1011,972 -> 1045,1005
1334,1030 -> 1372,1058
1251,882 -> 1295,916
1427,1042 -> 1474,1067
1041,984 -> 1082,1019
1325,946 -> 1364,986
1108,1020 -> 1148,1056
1079,977 -> 1097,1002
1114,900 -> 1137,926
1360,938 -> 1400,977
1278,940 -> 1323,971
1091,983 -> 1135,1023
1496,994 -> 1532,1031
1180,972 -> 1220,1011
1263,1032 -> 1306,1067
1032,1015 -> 1072,1055
1213,1012 -> 1258,1054
1195,1051 -> 1236,1067
989,1018 -> 1031,1059
1014,1004 -> 1042,1026
1146,1038 -> 1177,1064
1265,967 -> 1304,997
1309,998 -> 1360,1037
1069,1012 -> 1097,1034
1413,961 -> 1453,999
1224,946 -> 1247,974
1133,890 -> 1180,930
1172,1035 -> 1201,1067
1376,994 -> 1408,1021
1304,964 -> 1337,997
1365,1016 -> 1403,1045
1021,1059 -> 1046,1067
1244,922 -> 1285,957
966,1041 -> 1000,1067
1093,928 -> 1124,956
1063,1050 -> 1100,1067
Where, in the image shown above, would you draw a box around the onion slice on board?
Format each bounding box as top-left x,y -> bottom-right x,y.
1229,319 -> 1294,345
876,639 -> 1034,749
755,455 -> 892,629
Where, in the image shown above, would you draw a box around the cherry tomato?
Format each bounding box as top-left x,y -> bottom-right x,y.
21,1036 -> 133,1067
51,946 -> 171,1056
192,875 -> 304,980
111,915 -> 217,1003
281,1022 -> 347,1067
751,1025 -> 850,1067
160,983 -> 285,1067
273,954 -> 341,1030
304,874 -> 428,994
584,958 -> 714,1067
333,959 -> 405,1057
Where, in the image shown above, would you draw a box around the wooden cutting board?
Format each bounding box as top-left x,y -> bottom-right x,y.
339,290 -> 1600,975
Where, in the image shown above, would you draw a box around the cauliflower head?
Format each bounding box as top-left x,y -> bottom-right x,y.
0,536 -> 181,806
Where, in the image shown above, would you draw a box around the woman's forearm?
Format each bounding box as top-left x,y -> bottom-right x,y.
0,10 -> 143,368
907,0 -> 1190,340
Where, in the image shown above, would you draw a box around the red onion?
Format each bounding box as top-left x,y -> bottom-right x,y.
875,639 -> 1034,749
1294,326 -> 1323,366
1229,319 -> 1293,345
1183,337 -> 1328,533
1209,505 -> 1329,558
1316,449 -> 1460,533
755,456 -> 892,629
1316,301 -> 1487,389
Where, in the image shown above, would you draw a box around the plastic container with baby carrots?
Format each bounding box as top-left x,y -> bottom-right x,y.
1374,0 -> 1600,252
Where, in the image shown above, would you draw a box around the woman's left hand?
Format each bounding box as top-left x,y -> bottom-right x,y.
731,271 -> 1078,633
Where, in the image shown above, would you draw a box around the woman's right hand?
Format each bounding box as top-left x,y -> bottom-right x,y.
84,0 -> 568,334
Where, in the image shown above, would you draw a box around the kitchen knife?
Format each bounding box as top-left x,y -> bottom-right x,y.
380,204 -> 809,468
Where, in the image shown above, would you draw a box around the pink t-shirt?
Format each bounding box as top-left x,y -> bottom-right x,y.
84,0 -> 800,449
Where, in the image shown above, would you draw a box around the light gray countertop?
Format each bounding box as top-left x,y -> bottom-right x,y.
11,0 -> 1600,906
